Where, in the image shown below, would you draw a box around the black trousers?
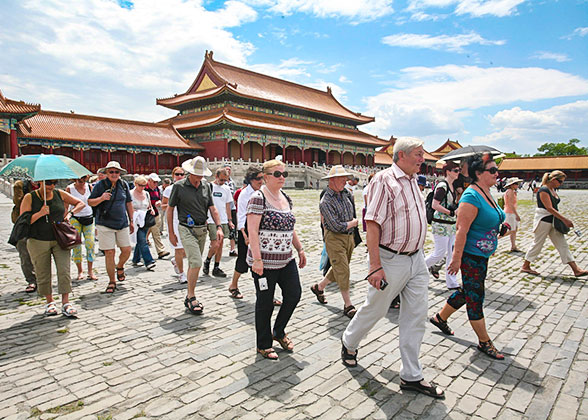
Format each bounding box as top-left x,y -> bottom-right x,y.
252,259 -> 302,349
234,230 -> 249,274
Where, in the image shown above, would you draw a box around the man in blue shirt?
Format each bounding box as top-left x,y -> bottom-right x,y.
88,161 -> 134,293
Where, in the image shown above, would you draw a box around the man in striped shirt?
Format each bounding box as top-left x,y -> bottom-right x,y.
341,137 -> 445,399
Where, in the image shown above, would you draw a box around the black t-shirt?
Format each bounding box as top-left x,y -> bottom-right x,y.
537,186 -> 559,223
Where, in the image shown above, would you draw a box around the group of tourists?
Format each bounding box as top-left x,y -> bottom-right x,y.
9,137 -> 587,399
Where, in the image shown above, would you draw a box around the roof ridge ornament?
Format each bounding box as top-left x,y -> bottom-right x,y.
206,50 -> 214,60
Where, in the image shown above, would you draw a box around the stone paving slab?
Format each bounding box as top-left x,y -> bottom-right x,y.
0,189 -> 587,419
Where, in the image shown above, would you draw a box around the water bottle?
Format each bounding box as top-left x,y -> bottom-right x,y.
186,214 -> 195,227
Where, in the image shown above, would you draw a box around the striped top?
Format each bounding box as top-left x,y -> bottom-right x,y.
364,163 -> 427,253
246,190 -> 295,270
320,187 -> 355,233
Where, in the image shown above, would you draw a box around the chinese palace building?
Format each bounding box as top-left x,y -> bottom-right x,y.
157,51 -> 388,166
0,90 -> 40,158
498,155 -> 588,188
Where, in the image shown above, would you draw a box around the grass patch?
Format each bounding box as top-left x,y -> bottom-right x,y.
31,400 -> 84,416
56,328 -> 69,334
0,263 -> 9,269
103,361 -> 113,366
66,349 -> 80,355
97,413 -> 112,420
131,410 -> 147,419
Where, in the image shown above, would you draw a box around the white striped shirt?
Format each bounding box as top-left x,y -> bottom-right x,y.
364,163 -> 427,253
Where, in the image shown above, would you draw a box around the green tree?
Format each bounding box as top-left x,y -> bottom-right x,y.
535,138 -> 587,156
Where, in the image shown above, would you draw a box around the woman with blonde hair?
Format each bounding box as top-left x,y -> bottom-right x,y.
248,159 -> 306,360
501,177 -> 523,252
130,176 -> 156,270
521,170 -> 587,277
162,166 -> 187,283
67,175 -> 97,280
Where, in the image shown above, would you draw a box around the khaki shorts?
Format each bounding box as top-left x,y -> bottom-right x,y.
178,224 -> 207,268
96,225 -> 131,250
504,213 -> 519,231
207,223 -> 230,241
324,230 -> 355,292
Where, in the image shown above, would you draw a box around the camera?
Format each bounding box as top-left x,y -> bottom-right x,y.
380,280 -> 388,290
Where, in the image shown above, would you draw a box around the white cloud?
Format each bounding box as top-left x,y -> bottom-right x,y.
339,75 -> 351,83
307,81 -> 348,103
575,27 -> 588,37
2,0 -> 258,120
248,58 -> 313,80
473,101 -> 588,149
363,65 -> 588,141
531,51 -> 571,63
407,0 -> 525,18
382,32 -> 505,52
243,0 -> 395,22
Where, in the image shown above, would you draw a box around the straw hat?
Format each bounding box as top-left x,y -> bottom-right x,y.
504,177 -> 524,188
182,156 -> 212,177
322,165 -> 353,179
99,161 -> 127,174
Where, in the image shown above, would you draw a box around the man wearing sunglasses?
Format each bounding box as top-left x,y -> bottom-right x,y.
88,161 -> 134,293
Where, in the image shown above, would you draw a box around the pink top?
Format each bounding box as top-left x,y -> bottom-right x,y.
364,163 -> 427,253
504,188 -> 517,214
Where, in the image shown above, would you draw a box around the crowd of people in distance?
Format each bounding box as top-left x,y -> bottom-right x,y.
8,138 -> 587,399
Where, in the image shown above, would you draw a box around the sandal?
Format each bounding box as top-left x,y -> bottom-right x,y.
184,296 -> 204,315
116,267 -> 126,282
400,379 -> 445,399
341,343 -> 357,367
429,267 -> 440,279
273,334 -> 294,352
257,348 -> 278,360
573,270 -> 588,277
477,340 -> 504,360
310,284 -> 327,304
273,299 -> 282,306
25,284 -> 37,293
390,296 -> 400,309
105,282 -> 117,293
44,302 -> 58,316
343,305 -> 357,319
521,268 -> 540,276
61,303 -> 78,318
430,313 -> 454,336
229,288 -> 243,299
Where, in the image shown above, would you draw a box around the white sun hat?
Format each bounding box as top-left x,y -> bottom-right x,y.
181,156 -> 212,177
322,165 -> 353,179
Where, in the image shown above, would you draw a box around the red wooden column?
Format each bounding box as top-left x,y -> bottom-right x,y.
240,141 -> 244,159
9,128 -> 18,158
224,139 -> 229,157
107,151 -> 111,162
132,152 -> 137,174
176,154 -> 180,167
301,148 -> 306,165
353,153 -> 356,166
79,149 -> 85,166
340,152 -> 344,165
326,150 -> 329,166
262,143 -> 266,161
155,154 -> 159,173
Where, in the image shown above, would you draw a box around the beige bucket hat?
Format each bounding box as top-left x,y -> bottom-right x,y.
182,156 -> 212,177
98,161 -> 127,174
504,177 -> 524,188
322,165 -> 353,179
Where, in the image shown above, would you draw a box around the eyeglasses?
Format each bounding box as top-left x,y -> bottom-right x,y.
174,172 -> 185,176
45,180 -> 58,185
450,168 -> 461,173
484,167 -> 499,174
269,170 -> 289,178
108,170 -> 120,174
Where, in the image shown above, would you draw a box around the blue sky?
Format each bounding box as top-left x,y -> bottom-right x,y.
1,0 -> 587,155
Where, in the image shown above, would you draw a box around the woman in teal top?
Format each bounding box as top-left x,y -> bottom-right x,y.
429,154 -> 506,360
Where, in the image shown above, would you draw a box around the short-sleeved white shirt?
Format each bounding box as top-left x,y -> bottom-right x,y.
207,183 -> 233,224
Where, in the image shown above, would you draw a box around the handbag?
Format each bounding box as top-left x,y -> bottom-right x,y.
73,215 -> 94,226
52,221 -> 82,250
553,217 -> 570,234
144,211 -> 156,228
353,226 -> 363,247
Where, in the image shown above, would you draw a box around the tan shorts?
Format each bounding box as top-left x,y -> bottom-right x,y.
207,223 -> 229,241
178,224 -> 207,268
324,230 -> 355,292
96,225 -> 131,250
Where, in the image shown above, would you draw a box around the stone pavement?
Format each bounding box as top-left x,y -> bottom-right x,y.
0,188 -> 587,419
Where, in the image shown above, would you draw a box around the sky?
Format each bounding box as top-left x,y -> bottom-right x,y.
1,0 -> 587,155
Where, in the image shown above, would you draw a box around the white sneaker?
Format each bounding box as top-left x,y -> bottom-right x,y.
178,272 -> 187,284
171,257 -> 180,275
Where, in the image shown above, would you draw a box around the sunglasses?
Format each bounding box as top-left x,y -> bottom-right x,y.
45,180 -> 58,185
174,172 -> 185,176
484,167 -> 499,174
108,170 -> 120,174
136,183 -> 147,187
554,178 -> 564,184
450,168 -> 461,173
269,171 -> 288,178
252,176 -> 264,181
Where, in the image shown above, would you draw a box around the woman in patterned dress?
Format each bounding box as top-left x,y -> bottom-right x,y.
247,160 -> 307,360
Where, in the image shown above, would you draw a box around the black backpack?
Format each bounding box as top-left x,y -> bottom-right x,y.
425,181 -> 448,225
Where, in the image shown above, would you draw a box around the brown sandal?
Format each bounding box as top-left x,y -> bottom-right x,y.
105,282 -> 117,293
273,334 -> 294,352
310,284 -> 327,304
229,288 -> 243,299
116,267 -> 126,282
257,348 -> 278,360
343,305 -> 357,319
477,340 -> 504,360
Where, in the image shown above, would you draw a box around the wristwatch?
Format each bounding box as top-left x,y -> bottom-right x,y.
216,224 -> 222,229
